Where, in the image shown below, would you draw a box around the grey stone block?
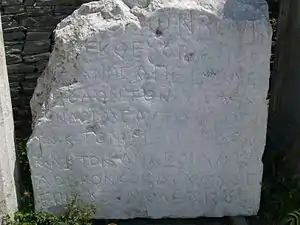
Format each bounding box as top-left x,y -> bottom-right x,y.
1,0 -> 22,6
3,26 -> 26,32
26,32 -> 51,41
5,43 -> 24,54
24,0 -> 36,6
23,52 -> 50,62
7,63 -> 36,74
3,31 -> 25,41
2,5 -> 25,14
6,53 -> 22,64
8,73 -> 25,82
26,6 -> 54,15
23,40 -> 50,55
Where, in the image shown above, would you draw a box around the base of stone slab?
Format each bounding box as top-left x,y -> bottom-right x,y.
93,217 -> 233,225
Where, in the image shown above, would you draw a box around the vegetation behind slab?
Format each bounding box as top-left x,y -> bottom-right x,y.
3,195 -> 96,225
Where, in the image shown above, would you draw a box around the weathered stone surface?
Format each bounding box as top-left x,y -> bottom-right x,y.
1,0 -> 22,6
23,52 -> 50,62
5,43 -> 23,54
24,73 -> 40,82
20,16 -> 61,30
123,0 -> 150,8
54,6 -> 77,15
0,14 -> 18,217
23,40 -> 50,55
6,53 -> 22,64
9,73 -> 25,82
27,0 -> 272,219
7,63 -> 36,74
36,0 -> 90,6
24,0 -> 36,6
0,16 -> 18,29
3,26 -> 26,33
26,32 -> 51,41
2,5 -> 25,14
26,6 -> 54,15
3,31 -> 25,41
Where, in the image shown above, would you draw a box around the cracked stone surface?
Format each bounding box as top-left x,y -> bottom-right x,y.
27,0 -> 272,219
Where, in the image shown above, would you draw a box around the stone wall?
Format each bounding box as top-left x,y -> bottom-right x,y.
0,0 -> 93,139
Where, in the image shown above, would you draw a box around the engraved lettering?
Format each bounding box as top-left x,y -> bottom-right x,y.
54,175 -> 64,185
179,11 -> 193,34
113,42 -> 128,59
132,41 -> 144,57
92,175 -> 101,185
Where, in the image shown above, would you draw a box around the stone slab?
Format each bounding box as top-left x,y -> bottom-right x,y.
0,14 -> 18,217
27,0 -> 272,219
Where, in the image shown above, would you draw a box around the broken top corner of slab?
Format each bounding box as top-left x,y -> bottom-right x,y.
56,0 -> 269,27
176,0 -> 270,21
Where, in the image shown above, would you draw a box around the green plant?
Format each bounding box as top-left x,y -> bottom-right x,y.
2,211 -> 59,225
2,195 -> 96,225
15,138 -> 34,212
281,208 -> 300,225
259,114 -> 300,222
259,138 -> 300,221
59,195 -> 96,225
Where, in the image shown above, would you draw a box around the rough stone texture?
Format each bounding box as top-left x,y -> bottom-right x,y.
0,0 -> 96,139
27,0 -> 272,219
0,14 -> 18,217
0,0 -> 273,142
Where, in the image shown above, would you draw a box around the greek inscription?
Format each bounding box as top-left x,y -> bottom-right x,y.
54,175 -> 64,186
132,41 -> 144,57
137,64 -> 153,80
142,81 -> 157,101
92,175 -> 101,185
171,190 -> 186,202
85,39 -> 109,54
147,38 -> 164,55
122,82 -> 144,99
80,174 -> 89,185
107,65 -> 124,79
145,192 -> 159,203
149,13 -> 170,33
156,174 -> 174,185
121,107 -> 136,122
169,67 -> 191,84
38,192 -> 52,207
34,175 -> 51,187
53,192 -> 67,205
51,153 -> 74,170
154,65 -> 168,82
87,191 -> 96,202
179,11 -> 193,35
113,42 -> 129,59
